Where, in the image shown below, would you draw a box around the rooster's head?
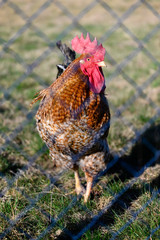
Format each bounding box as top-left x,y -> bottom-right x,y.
71,33 -> 106,93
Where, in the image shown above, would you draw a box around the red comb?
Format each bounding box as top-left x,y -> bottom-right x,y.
71,33 -> 105,61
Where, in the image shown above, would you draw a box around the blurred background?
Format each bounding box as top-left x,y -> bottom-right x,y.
0,0 -> 160,239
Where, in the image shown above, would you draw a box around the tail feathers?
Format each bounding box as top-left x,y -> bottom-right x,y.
56,40 -> 75,66
30,89 -> 47,107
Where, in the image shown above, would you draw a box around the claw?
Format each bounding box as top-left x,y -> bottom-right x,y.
76,184 -> 85,196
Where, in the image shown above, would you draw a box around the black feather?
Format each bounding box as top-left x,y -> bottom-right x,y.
56,40 -> 76,78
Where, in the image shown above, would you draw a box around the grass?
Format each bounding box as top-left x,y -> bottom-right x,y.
0,0 -> 160,239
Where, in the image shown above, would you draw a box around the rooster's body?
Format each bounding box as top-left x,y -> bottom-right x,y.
33,34 -> 110,202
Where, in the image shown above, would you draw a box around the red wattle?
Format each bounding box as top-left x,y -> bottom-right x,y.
81,65 -> 105,93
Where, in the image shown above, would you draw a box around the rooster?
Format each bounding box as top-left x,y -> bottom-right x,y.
32,33 -> 110,202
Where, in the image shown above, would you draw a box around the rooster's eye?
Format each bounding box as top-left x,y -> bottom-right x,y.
87,58 -> 90,61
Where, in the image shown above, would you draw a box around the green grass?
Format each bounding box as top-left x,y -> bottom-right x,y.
0,0 -> 160,239
151,77 -> 160,88
0,163 -> 159,239
111,192 -> 160,239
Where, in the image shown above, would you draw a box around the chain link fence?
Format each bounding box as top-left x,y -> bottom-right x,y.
0,0 -> 160,239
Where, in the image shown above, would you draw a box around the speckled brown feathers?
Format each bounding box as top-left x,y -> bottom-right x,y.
34,53 -> 110,178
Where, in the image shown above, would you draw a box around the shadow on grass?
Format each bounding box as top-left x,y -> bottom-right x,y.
0,149 -> 25,176
118,123 -> 160,172
56,123 -> 160,239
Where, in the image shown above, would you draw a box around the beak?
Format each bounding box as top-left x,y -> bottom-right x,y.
97,61 -> 106,67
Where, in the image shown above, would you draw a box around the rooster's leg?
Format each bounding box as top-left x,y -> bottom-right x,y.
74,168 -> 85,195
84,172 -> 93,203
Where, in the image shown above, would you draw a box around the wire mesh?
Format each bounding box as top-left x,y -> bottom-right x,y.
0,0 -> 160,239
